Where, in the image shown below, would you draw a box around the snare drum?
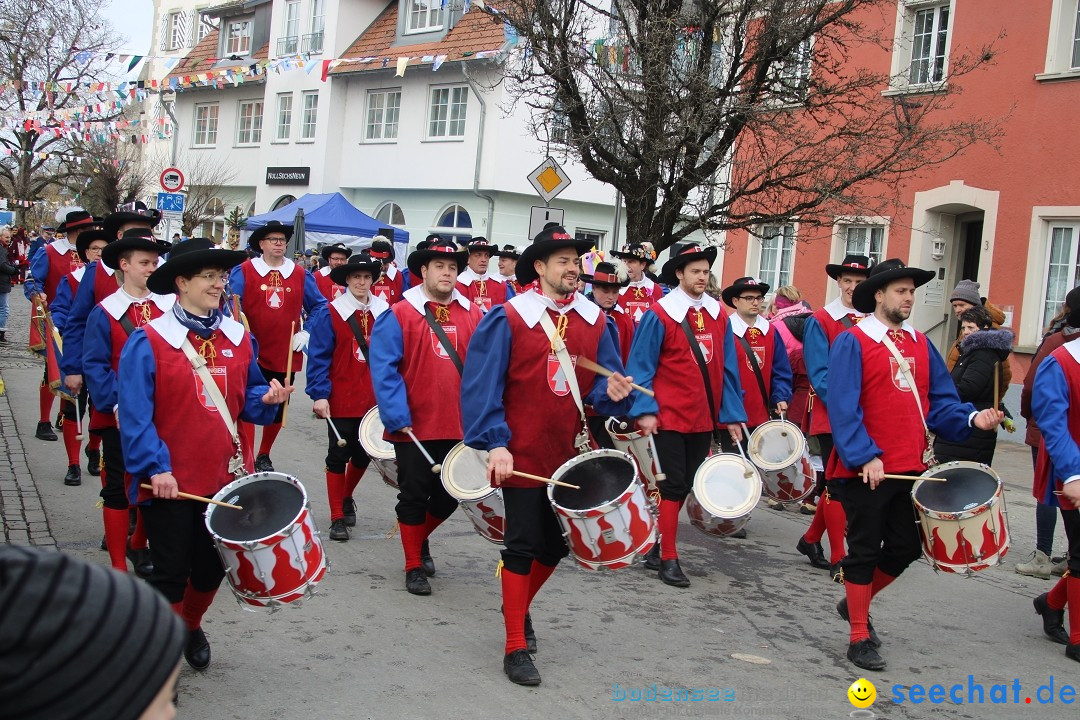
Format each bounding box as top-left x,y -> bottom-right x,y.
206,472 -> 328,610
359,407 -> 398,488
441,442 -> 505,544
685,454 -> 762,537
911,461 -> 1010,575
748,419 -> 806,471
548,449 -> 657,570
760,447 -> 816,504
604,417 -> 660,495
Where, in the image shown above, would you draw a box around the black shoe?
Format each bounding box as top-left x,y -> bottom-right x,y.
524,613 -> 537,654
797,537 -> 830,569
1034,593 -> 1070,645
503,649 -> 541,686
420,539 -> 435,577
643,543 -> 661,571
847,639 -> 886,671
731,527 -> 747,539
126,547 -> 153,579
86,448 -> 101,476
99,534 -> 107,551
329,518 -> 350,542
837,598 -> 881,649
1068,643 -> 1080,663
254,454 -> 274,473
831,562 -> 845,584
342,497 -> 356,527
405,568 -> 431,595
184,628 -> 211,670
63,464 -> 81,486
35,421 -> 57,441
658,558 -> 690,587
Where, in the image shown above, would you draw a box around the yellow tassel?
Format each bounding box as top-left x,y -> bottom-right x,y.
95,499 -> 103,509
385,518 -> 399,539
495,559 -> 504,578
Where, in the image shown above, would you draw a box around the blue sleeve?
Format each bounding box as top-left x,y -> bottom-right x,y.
240,333 -> 277,424
769,330 -> 793,406
25,248 -> 48,299
82,308 -> 118,411
304,309 -> 334,402
302,272 -> 328,318
401,269 -> 411,291
925,340 -> 976,442
719,320 -> 748,424
1033,356 -> 1080,481
505,282 -> 515,301
59,262 -> 99,376
587,315 -> 632,416
118,330 -> 172,491
625,310 -> 664,418
228,265 -> 246,309
49,279 -> 73,333
803,316 -> 830,402
461,307 -> 512,450
828,332 -> 880,470
369,310 -> 411,432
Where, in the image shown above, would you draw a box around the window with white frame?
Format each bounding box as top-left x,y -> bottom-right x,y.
433,204 -> 472,245
193,103 -> 219,146
428,86 -> 468,139
225,19 -> 252,55
276,93 -> 292,141
1040,0 -> 1080,76
894,1 -> 951,87
1042,222 -> 1080,329
757,224 -> 796,289
307,0 -> 325,54
197,13 -> 214,42
236,100 -> 263,145
279,0 -> 300,54
406,0 -> 443,33
843,225 -> 886,265
576,229 -> 605,247
1073,2 -> 1080,67
168,11 -> 189,50
375,202 -> 406,226
774,37 -> 813,101
366,89 -> 401,141
300,92 -> 319,140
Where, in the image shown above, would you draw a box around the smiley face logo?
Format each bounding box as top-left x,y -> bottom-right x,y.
848,678 -> 876,708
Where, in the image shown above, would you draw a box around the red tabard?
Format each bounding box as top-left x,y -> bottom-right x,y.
456,278 -> 510,314
610,308 -> 635,365
807,307 -> 863,436
652,305 -> 730,434
827,328 -> 931,478
617,283 -> 664,325
89,301 -> 166,431
138,326 -> 254,501
91,263 -> 121,304
315,269 -> 345,302
327,308 -> 377,418
240,260 -> 305,373
733,326 -> 776,428
385,300 -> 482,443
44,244 -> 83,301
371,269 -> 404,304
1033,346 -> 1080,510
500,305 -> 606,487
507,278 -> 525,295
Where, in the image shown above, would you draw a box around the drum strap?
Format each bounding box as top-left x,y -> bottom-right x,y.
423,308 -> 464,375
180,338 -> 246,479
880,334 -> 937,467
736,334 -> 770,412
839,315 -> 855,329
118,316 -> 137,337
680,318 -> 717,429
345,315 -> 370,363
538,311 -> 592,454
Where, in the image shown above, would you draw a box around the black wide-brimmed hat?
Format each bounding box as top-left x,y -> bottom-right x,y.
56,210 -> 99,235
103,201 -> 161,238
851,258 -> 936,313
147,238 -> 248,295
101,228 -> 172,270
494,244 -> 520,260
465,237 -> 498,255
825,254 -> 872,280
581,261 -> 628,288
516,225 -> 593,285
658,243 -> 718,286
611,242 -> 657,264
369,237 -> 395,262
721,276 -> 771,308
320,242 -> 353,262
330,252 -> 382,286
1066,286 -> 1080,328
247,221 -> 293,252
406,239 -> 468,277
75,228 -> 113,263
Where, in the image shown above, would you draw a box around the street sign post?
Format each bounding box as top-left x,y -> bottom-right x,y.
527,157 -> 571,204
156,192 -> 185,213
160,167 -> 185,192
528,206 -> 565,241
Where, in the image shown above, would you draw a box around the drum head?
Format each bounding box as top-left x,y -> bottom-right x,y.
749,420 -> 804,470
359,407 -> 394,460
441,443 -> 491,499
914,462 -> 1000,513
551,450 -> 636,511
207,473 -> 305,542
694,454 -> 762,517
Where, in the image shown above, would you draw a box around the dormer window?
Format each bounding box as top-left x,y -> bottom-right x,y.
225,18 -> 253,55
406,0 -> 443,34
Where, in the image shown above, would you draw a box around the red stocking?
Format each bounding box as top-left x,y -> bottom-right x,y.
501,568 -> 531,654
325,471 -> 346,522
845,581 -> 873,644
658,498 -> 683,560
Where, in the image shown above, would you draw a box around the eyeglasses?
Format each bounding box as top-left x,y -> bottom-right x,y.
263,238 -> 288,246
736,296 -> 764,303
193,271 -> 228,284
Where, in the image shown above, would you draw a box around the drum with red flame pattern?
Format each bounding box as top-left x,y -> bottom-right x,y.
604,417 -> 660,497
359,406 -> 398,488
686,454 -> 762,537
440,442 -> 505,544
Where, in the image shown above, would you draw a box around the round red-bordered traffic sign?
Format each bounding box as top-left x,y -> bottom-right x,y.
160,167 -> 185,192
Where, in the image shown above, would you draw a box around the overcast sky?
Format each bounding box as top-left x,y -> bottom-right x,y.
104,0 -> 154,56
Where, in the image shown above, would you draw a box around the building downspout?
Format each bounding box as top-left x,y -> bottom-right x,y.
461,62 -> 495,240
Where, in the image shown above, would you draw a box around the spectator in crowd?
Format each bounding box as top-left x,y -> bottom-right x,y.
0,226 -> 18,343
946,279 -> 1011,387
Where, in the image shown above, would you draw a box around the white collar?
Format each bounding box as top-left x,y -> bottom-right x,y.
729,312 -> 771,337
147,310 -> 245,348
1064,337 -> 1080,364
620,275 -> 655,294
318,265 -> 332,277
50,238 -> 76,254
656,287 -> 721,323
507,289 -> 601,328
96,261 -> 116,278
825,296 -> 865,321
401,284 -> 471,317
383,263 -> 398,281
458,267 -> 503,284
501,273 -> 516,283
330,291 -> 389,322
100,288 -> 175,321
854,313 -> 917,343
251,256 -> 296,279
71,266 -> 86,283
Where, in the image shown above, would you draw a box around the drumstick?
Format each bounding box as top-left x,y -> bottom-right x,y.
575,356 -> 655,398
880,473 -> 947,482
75,393 -> 84,441
281,321 -> 296,427
993,361 -> 1000,413
139,483 -> 243,509
405,429 -> 442,473
327,417 -> 347,447
734,424 -> 756,479
510,470 -> 580,490
646,434 -> 667,482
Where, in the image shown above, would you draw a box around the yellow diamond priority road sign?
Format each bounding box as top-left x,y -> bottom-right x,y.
527,157 -> 572,203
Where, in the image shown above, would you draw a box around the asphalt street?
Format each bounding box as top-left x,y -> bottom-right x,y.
0,290 -> 1076,720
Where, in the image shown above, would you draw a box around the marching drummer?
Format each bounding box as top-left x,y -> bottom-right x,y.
306,252 -> 389,542
312,242 -> 352,301
624,243 -> 746,588
369,239 -> 483,596
827,259 -> 1001,672
117,238 -> 291,672
461,224 -> 633,686
456,237 -> 514,313
582,261 -> 635,448
611,242 -> 663,324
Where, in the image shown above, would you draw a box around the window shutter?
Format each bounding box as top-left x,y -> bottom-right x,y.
158,12 -> 169,51
177,11 -> 191,49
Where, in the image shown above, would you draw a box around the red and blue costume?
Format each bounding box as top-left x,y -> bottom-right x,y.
616,276 -> 664,325
456,268 -> 515,314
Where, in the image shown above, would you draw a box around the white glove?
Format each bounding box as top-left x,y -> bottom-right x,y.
292,330 -> 310,353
